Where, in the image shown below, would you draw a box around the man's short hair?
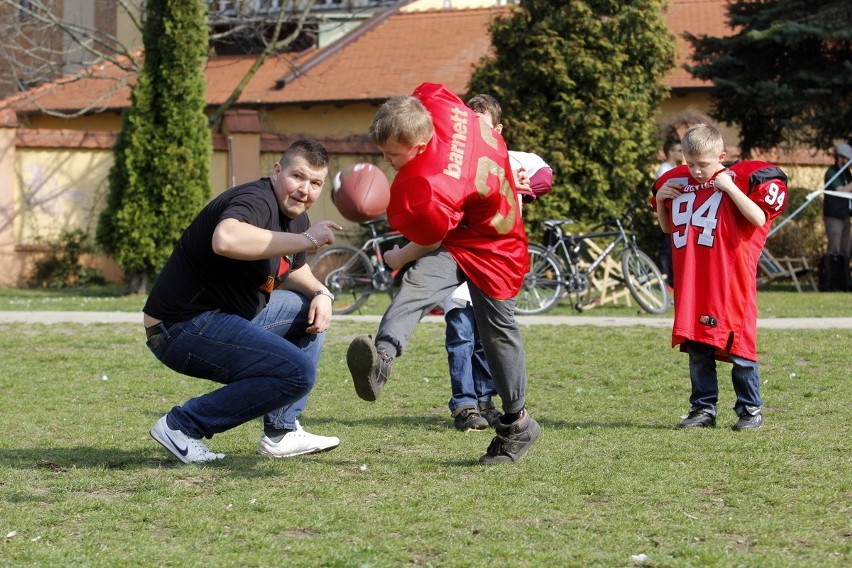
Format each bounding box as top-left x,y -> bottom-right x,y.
281,139 -> 329,168
662,137 -> 681,155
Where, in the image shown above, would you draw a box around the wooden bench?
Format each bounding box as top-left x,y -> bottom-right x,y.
757,250 -> 817,292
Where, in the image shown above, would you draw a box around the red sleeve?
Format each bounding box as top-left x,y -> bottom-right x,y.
386,174 -> 461,245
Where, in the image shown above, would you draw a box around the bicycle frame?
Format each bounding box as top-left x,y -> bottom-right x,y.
548,212 -> 638,276
363,222 -> 404,292
519,205 -> 668,315
570,223 -> 630,277
308,217 -> 407,314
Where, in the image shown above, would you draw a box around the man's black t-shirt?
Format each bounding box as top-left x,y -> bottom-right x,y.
143,178 -> 309,322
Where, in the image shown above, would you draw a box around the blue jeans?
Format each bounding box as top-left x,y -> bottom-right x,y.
146,290 -> 324,439
686,341 -> 762,416
445,305 -> 497,414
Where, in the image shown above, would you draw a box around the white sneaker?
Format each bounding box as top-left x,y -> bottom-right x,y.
257,420 -> 340,458
150,415 -> 225,464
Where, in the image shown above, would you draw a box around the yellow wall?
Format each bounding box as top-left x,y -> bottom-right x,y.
656,92 -> 741,151
14,149 -> 113,245
404,0 -> 509,11
262,103 -> 379,136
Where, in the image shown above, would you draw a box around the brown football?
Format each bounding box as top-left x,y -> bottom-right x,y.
332,163 -> 391,223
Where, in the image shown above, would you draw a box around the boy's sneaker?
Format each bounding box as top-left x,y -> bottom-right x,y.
677,409 -> 716,428
478,402 -> 503,427
453,407 -> 489,432
479,409 -> 541,464
150,415 -> 225,464
347,335 -> 393,401
732,411 -> 764,431
257,421 -> 340,458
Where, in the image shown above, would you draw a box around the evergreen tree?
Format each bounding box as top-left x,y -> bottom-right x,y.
467,0 -> 675,232
96,0 -> 211,293
686,0 -> 852,156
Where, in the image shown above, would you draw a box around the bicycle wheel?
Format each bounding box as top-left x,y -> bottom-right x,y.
516,244 -> 564,315
621,247 -> 670,314
308,245 -> 374,315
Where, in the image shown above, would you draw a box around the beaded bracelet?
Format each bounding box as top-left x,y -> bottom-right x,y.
302,231 -> 322,249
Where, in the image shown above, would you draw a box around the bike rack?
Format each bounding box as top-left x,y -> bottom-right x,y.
576,237 -> 635,310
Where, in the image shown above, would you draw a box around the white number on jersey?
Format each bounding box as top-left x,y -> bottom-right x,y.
764,182 -> 786,212
671,191 -> 724,249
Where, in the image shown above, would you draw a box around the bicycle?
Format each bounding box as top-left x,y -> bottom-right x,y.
517,204 -> 669,315
308,216 -> 408,314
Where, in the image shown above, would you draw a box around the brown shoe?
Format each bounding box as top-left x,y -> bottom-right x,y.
453,407 -> 489,432
346,335 -> 393,401
479,409 -> 541,464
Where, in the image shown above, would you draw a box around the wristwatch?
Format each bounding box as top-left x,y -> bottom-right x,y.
315,290 -> 335,302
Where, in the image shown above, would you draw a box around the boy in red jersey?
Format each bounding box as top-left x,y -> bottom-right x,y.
346,83 -> 540,464
653,124 -> 788,430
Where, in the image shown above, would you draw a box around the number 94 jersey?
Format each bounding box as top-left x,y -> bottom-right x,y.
652,161 -> 788,361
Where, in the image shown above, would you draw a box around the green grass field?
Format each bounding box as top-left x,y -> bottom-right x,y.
0,289 -> 850,566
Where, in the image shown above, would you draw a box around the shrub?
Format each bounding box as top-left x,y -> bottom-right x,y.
29,229 -> 107,288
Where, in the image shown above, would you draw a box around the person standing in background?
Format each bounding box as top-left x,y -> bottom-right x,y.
818,142 -> 852,291
655,137 -> 684,289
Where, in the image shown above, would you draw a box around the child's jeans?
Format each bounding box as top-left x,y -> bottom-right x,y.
444,305 -> 497,414
686,340 -> 762,416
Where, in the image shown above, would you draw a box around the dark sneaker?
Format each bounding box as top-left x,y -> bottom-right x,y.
347,335 -> 393,401
732,411 -> 764,431
677,408 -> 716,428
478,402 -> 503,427
453,407 -> 489,432
479,409 -> 541,464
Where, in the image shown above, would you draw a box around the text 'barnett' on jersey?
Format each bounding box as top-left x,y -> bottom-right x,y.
385,83 -> 528,300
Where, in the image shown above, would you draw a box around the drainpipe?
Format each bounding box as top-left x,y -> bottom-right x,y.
227,135 -> 235,187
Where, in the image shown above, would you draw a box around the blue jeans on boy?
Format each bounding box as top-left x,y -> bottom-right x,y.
686,340 -> 762,416
445,304 -> 497,414
146,290 -> 323,439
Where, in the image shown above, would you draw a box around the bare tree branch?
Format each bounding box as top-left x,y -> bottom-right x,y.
0,0 -> 322,121
207,0 -> 316,128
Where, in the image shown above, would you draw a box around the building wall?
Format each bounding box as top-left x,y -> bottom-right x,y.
0,97 -> 831,289
261,103 -> 379,137
0,87 -> 835,289
0,115 -> 388,287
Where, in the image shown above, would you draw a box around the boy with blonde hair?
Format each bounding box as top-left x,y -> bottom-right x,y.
653,124 -> 788,430
347,83 -> 540,464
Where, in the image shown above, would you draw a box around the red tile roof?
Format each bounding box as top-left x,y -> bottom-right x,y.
2,2 -> 732,114
664,0 -> 733,89
223,7 -> 498,105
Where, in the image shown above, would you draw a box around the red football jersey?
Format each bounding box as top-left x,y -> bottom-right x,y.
386,83 -> 528,300
652,161 -> 788,361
